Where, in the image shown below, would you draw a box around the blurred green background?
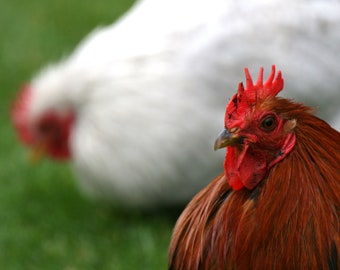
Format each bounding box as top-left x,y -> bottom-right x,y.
0,1 -> 176,269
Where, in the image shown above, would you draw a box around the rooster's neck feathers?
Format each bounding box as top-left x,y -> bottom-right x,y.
169,65 -> 340,269
169,110 -> 340,269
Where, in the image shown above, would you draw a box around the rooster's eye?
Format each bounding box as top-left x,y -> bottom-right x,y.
260,115 -> 277,132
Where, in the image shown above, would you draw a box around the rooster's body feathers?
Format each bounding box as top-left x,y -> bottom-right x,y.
169,67 -> 340,269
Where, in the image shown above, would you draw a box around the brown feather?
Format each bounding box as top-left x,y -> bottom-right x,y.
169,98 -> 340,270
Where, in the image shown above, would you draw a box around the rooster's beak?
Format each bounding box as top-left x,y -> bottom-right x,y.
214,129 -> 243,150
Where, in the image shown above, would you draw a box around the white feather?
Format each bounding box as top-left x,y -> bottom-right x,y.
28,0 -> 340,207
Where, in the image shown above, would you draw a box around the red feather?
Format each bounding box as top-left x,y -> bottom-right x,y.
169,66 -> 340,269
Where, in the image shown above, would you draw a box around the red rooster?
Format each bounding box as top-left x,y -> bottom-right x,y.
169,65 -> 340,269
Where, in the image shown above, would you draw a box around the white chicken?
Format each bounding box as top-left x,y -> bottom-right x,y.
12,0 -> 340,208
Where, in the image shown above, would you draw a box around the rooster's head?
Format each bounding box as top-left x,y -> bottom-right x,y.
214,65 -> 297,190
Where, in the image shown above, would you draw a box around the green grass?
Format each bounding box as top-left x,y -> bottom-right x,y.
0,1 -> 176,269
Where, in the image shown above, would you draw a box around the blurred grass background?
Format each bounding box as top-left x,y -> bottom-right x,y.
0,1 -> 176,269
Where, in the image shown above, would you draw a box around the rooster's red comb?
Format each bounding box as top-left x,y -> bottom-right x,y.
225,65 -> 284,127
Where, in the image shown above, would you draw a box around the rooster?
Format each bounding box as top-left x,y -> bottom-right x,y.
12,0 -> 340,208
168,65 -> 340,269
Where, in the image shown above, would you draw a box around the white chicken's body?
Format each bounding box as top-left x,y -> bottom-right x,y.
28,0 -> 340,207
